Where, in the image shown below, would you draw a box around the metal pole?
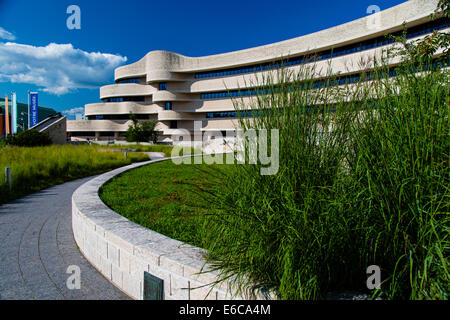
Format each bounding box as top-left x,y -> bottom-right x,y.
5,95 -> 10,135
11,92 -> 17,134
124,151 -> 128,160
27,91 -> 30,130
5,167 -> 11,191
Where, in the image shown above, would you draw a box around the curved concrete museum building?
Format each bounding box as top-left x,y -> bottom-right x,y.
67,0 -> 449,142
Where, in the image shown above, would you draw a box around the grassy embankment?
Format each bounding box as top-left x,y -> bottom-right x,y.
100,157 -> 231,247
96,144 -> 175,157
0,145 -> 150,205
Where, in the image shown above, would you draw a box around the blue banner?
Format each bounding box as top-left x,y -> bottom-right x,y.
30,92 -> 39,127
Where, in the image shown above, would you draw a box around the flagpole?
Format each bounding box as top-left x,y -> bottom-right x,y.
5,95 -> 10,135
11,92 -> 17,134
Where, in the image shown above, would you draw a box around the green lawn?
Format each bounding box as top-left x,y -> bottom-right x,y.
99,157 -> 232,248
95,144 -> 175,157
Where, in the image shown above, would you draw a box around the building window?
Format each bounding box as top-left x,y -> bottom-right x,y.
100,131 -> 115,137
165,102 -> 172,110
206,111 -> 256,118
200,66 -> 414,100
159,82 -> 167,90
102,96 -> 146,103
170,120 -> 177,129
88,114 -> 149,120
70,131 -> 95,137
116,78 -> 141,84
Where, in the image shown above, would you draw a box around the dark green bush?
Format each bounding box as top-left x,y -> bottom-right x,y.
125,112 -> 159,143
5,129 -> 52,147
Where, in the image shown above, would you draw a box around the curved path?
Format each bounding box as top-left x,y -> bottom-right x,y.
0,177 -> 130,300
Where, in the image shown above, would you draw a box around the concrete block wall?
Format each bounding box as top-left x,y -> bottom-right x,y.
41,116 -> 67,145
72,157 -> 258,300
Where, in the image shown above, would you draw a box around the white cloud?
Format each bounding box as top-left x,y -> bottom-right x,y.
0,27 -> 16,41
0,41 -> 127,95
62,106 -> 85,116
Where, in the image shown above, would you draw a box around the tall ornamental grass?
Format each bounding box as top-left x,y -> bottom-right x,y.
346,62 -> 449,299
0,145 -> 148,205
199,59 -> 449,300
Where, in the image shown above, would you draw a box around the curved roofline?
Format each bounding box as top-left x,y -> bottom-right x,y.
115,0 -> 439,81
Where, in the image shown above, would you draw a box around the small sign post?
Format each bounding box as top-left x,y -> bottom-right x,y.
5,167 -> 11,191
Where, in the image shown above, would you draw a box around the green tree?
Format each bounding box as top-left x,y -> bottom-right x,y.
5,129 -> 52,147
125,112 -> 159,143
387,0 -> 449,64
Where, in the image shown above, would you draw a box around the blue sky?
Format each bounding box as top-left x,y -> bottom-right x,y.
0,0 -> 406,118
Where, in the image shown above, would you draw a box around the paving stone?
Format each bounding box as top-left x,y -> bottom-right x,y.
0,177 -> 130,300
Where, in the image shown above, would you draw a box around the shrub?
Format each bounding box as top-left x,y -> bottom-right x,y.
4,129 -> 52,147
345,63 -> 449,300
125,112 -> 159,143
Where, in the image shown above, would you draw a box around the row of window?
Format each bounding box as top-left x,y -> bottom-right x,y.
200,69 -> 398,100
195,18 -> 449,79
115,80 -> 168,90
87,114 -> 150,120
116,78 -> 142,84
206,111 -> 258,119
99,98 -> 172,110
201,58 -> 450,100
101,96 -> 146,103
205,98 -> 418,119
70,131 -> 121,137
99,132 -> 117,137
69,131 -> 95,137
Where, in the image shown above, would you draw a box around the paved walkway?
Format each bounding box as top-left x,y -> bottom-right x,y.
0,177 -> 130,300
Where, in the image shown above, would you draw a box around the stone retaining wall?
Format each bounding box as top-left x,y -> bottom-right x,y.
72,157 -> 251,300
